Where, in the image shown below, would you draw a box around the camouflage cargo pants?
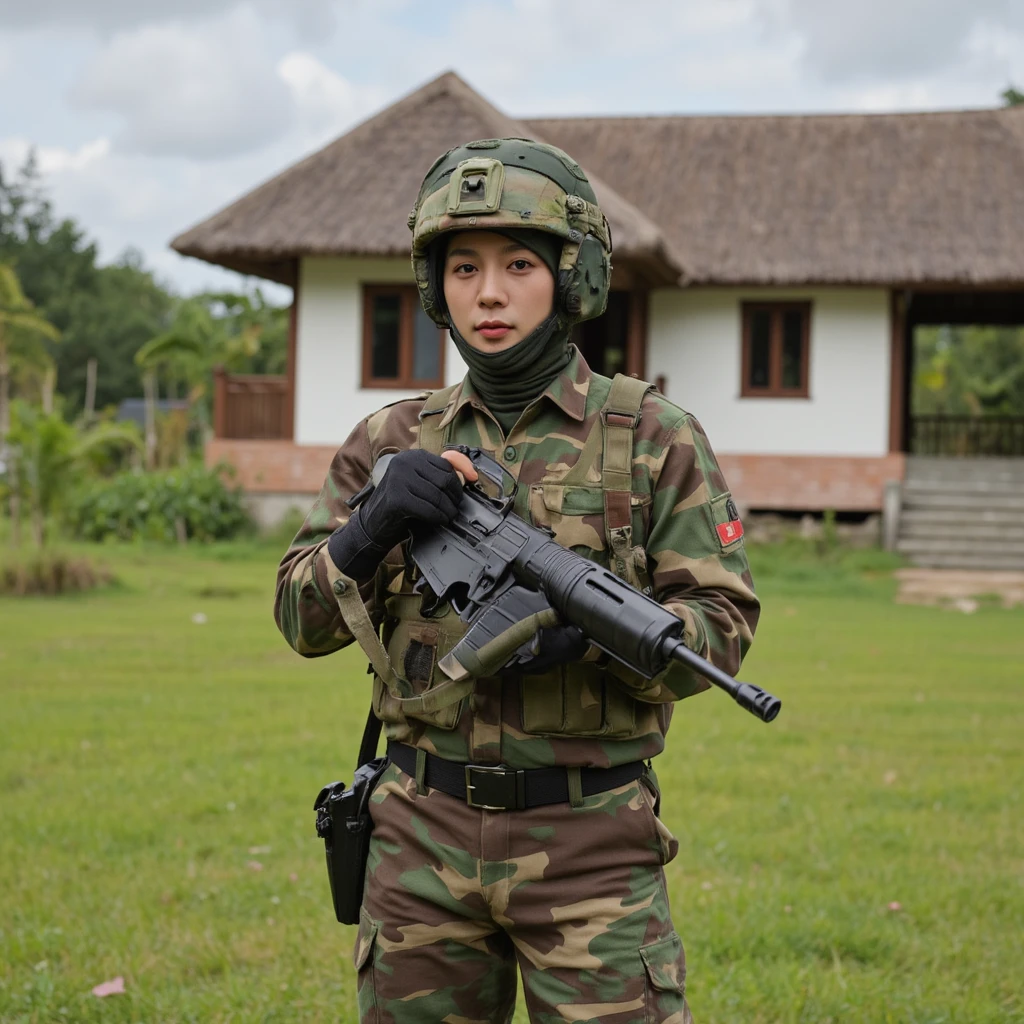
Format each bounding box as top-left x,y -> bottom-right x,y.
353,761 -> 693,1023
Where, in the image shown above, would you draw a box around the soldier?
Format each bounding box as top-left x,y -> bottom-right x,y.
275,138 -> 759,1023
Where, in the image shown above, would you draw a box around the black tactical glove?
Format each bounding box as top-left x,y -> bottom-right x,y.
518,623 -> 591,675
327,450 -> 464,581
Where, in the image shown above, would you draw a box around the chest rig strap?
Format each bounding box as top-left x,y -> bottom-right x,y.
417,383 -> 460,455
602,374 -> 654,582
357,381 -> 480,715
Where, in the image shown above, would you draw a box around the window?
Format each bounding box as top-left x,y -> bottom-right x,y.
361,285 -> 445,389
740,302 -> 811,398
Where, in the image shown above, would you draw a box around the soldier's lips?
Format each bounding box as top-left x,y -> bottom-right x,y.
476,323 -> 512,340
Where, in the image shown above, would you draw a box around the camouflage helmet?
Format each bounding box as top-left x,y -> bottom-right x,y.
408,137 -> 612,327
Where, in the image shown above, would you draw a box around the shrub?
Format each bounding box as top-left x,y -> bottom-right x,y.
67,463 -> 251,543
0,550 -> 115,596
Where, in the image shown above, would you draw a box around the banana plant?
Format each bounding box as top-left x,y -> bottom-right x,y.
0,263 -> 61,544
134,327 -> 206,470
4,399 -> 143,548
0,263 -> 61,445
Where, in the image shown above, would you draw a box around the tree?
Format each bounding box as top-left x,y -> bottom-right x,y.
1002,85 -> 1024,107
0,263 -> 61,443
5,398 -> 143,547
913,325 -> 1024,416
199,289 -> 289,375
1,155 -> 175,418
0,152 -> 285,436
53,251 -> 174,419
135,316 -> 207,469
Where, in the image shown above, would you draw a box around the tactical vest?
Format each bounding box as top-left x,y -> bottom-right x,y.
367,374 -> 661,742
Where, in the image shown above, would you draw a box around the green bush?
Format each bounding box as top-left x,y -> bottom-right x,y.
68,463 -> 252,543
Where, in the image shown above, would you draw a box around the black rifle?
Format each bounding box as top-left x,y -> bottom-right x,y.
355,445 -> 781,723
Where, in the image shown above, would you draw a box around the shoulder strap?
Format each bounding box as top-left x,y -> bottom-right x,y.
417,383 -> 461,455
602,374 -> 654,579
602,374 -> 654,531
341,383 -> 464,769
357,708 -> 382,768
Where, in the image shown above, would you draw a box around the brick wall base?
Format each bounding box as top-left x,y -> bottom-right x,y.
207,439 -> 337,493
208,440 -> 907,514
718,453 -> 906,512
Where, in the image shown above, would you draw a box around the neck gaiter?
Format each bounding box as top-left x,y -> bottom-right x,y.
450,314 -> 572,436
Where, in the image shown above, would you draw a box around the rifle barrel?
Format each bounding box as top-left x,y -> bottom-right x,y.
662,639 -> 781,723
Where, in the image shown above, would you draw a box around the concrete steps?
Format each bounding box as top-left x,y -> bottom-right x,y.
896,457 -> 1024,570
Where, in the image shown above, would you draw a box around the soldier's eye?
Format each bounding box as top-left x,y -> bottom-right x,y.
510,258 -> 532,271
454,263 -> 476,274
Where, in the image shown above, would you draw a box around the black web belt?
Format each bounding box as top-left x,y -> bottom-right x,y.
387,741 -> 644,811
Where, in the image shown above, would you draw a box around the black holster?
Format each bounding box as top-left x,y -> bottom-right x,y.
313,709 -> 386,925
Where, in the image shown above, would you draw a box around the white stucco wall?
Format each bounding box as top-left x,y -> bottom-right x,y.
295,264 -> 890,457
648,287 -> 891,456
294,257 -> 468,446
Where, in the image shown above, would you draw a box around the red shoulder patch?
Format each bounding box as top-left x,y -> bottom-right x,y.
717,519 -> 744,545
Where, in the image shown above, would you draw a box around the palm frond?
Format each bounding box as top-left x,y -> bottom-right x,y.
135,331 -> 206,367
0,309 -> 61,342
73,421 -> 145,458
0,263 -> 31,309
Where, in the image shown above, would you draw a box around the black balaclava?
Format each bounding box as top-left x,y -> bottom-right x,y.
434,229 -> 573,436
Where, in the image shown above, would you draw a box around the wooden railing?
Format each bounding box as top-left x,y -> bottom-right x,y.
911,415 -> 1024,457
213,368 -> 291,440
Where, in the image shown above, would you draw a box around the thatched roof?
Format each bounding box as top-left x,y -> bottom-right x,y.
170,72 -> 680,288
531,106 -> 1024,287
172,71 -> 1024,288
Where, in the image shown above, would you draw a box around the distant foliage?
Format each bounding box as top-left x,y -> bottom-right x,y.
914,325 -> 1024,416
68,464 -> 251,543
1,154 -> 288,428
1002,85 -> 1024,107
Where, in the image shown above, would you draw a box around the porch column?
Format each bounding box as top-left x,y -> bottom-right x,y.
888,290 -> 908,453
626,289 -> 648,379
283,263 -> 299,441
213,365 -> 227,439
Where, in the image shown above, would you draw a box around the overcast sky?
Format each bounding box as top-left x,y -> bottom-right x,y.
1,0 -> 1021,300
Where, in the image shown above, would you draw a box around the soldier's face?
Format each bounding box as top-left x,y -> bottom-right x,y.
443,231 -> 555,353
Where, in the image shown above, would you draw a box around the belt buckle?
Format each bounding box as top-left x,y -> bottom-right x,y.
464,764 -> 526,811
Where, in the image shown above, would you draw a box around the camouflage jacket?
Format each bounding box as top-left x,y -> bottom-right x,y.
274,348 -> 759,769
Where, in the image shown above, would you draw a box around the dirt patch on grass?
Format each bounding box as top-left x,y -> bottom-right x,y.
895,569 -> 1024,610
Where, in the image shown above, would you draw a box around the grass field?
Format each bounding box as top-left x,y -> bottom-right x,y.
1,537 -> 1022,1023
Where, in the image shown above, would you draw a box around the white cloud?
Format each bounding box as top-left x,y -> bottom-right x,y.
0,135 -> 111,175
774,0 -> 1024,84
0,0 -> 339,41
277,52 -> 387,150
6,0 -> 1024,301
72,9 -> 296,159
0,128 -> 290,296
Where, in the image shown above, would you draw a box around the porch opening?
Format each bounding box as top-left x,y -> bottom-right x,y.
895,289 -> 1024,456
572,290 -> 647,380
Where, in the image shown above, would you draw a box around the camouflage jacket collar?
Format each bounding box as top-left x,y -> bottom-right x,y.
438,345 -> 592,429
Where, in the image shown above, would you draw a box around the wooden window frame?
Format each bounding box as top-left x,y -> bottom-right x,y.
740,301 -> 812,399
361,284 -> 446,390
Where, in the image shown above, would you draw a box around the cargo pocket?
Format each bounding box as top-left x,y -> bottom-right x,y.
640,933 -> 687,1023
375,595 -> 469,731
520,664 -> 638,739
528,483 -> 606,558
639,775 -> 679,865
353,907 -> 379,1020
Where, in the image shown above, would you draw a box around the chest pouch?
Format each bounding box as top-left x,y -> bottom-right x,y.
519,373 -> 659,740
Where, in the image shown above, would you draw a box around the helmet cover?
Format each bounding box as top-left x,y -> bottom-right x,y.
408,137 -> 612,327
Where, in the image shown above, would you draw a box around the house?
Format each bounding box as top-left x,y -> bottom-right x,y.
171,71 -> 1024,554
